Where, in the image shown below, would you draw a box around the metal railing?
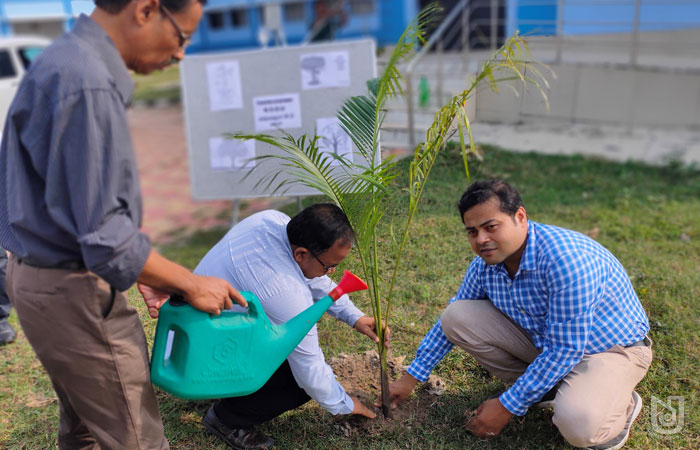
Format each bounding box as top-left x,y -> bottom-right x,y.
405,0 -> 472,149
401,0 -> 700,148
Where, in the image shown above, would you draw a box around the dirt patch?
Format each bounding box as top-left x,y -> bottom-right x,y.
327,350 -> 446,436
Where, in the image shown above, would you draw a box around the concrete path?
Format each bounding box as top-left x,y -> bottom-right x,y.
470,121 -> 700,166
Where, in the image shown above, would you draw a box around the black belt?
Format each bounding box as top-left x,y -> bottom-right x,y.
18,257 -> 85,270
626,335 -> 651,348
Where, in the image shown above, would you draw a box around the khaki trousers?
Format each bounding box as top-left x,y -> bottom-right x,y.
7,255 -> 168,450
441,300 -> 652,448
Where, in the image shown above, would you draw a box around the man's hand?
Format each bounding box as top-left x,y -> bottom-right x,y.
185,275 -> 247,315
350,395 -> 376,419
353,316 -> 390,349
465,397 -> 513,439
137,250 -> 247,316
374,373 -> 419,409
137,283 -> 169,318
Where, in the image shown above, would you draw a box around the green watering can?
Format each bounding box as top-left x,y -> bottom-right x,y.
150,270 -> 368,399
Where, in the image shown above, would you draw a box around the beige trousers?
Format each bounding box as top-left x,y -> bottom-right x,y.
7,255 -> 168,450
441,300 -> 652,448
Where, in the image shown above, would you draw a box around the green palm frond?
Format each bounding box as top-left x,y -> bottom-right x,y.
337,3 -> 442,176
337,91 -> 379,167
227,9 -> 550,417
376,3 -> 441,103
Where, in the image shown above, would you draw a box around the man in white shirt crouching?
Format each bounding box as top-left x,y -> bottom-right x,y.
194,203 -> 384,449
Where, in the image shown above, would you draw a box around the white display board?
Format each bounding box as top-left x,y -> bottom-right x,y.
181,39 -> 377,200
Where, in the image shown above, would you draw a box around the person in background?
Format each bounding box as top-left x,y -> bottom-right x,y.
0,245 -> 15,345
0,1 -> 247,448
386,180 -> 651,450
309,0 -> 347,42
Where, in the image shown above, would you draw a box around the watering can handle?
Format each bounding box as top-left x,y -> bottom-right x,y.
209,291 -> 271,326
168,294 -> 188,307
243,292 -> 263,319
167,292 -> 266,322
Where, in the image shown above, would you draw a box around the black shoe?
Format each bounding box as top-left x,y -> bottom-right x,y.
0,320 -> 16,345
202,404 -> 274,450
534,383 -> 560,409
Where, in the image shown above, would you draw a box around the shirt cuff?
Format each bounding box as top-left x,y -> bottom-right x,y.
406,361 -> 430,383
338,393 -> 354,415
346,310 -> 365,328
78,215 -> 151,291
499,388 -> 529,416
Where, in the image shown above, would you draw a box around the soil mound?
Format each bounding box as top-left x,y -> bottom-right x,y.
327,350 -> 447,435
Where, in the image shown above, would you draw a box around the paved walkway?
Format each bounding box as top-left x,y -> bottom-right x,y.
470,121 -> 700,166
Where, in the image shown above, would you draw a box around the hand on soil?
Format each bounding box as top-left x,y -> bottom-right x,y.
375,372 -> 419,408
350,395 -> 376,418
465,397 -> 513,439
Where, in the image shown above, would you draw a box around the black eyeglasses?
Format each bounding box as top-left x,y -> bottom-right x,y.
308,249 -> 338,274
159,4 -> 191,49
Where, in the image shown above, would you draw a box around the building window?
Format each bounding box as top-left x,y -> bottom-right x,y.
0,50 -> 17,79
230,9 -> 248,27
207,11 -> 225,29
349,0 -> 374,15
284,2 -> 306,22
258,6 -> 265,25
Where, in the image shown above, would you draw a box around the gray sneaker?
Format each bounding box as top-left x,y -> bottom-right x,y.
0,319 -> 16,345
587,391 -> 643,450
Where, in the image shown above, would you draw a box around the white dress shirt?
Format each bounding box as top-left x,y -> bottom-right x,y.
194,210 -> 364,414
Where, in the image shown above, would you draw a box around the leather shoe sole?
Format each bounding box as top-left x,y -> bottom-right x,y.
202,405 -> 274,450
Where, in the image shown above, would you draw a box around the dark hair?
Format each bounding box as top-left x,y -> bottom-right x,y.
457,180 -> 524,220
94,0 -> 206,15
287,203 -> 354,255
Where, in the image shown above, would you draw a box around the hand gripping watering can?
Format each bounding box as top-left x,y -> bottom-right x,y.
150,270 -> 368,399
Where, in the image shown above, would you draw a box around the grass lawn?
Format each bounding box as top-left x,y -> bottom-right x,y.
1,145 -> 699,449
132,64 -> 181,105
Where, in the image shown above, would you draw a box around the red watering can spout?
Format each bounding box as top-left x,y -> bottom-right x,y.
329,270 -> 368,301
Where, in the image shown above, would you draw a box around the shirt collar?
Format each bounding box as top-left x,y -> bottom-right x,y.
517,220 -> 538,273
72,14 -> 134,104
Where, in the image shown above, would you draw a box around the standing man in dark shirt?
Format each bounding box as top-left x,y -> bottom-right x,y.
0,1 -> 247,448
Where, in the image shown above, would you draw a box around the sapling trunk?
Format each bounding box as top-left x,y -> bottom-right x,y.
379,344 -> 392,418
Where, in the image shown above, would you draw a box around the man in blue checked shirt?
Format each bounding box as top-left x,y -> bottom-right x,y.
386,180 -> 651,449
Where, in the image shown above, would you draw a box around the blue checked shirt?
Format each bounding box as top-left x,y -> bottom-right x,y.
407,221 -> 649,416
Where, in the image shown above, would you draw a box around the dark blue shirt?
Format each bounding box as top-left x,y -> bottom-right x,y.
0,15 -> 150,291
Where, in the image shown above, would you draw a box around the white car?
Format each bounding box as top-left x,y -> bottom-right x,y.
0,36 -> 51,136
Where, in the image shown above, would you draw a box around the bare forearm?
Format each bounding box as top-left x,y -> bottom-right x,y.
137,250 -> 246,313
137,250 -> 198,296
